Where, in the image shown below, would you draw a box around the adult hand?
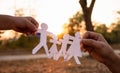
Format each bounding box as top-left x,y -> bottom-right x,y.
11,16 -> 39,35
0,15 -> 39,35
80,31 -> 120,73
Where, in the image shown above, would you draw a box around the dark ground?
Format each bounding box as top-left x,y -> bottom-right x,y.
0,44 -> 120,73
0,57 -> 112,73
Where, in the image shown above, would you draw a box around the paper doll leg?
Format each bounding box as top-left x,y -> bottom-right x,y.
74,56 -> 81,64
58,49 -> 66,57
54,49 -> 64,60
44,45 -> 49,57
64,54 -> 72,61
48,53 -> 53,59
55,47 -> 66,60
53,53 -> 59,60
48,47 -> 57,59
55,50 -> 62,60
32,43 -> 42,54
54,52 -> 61,60
62,49 -> 66,56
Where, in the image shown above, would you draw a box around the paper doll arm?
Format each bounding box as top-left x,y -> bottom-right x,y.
59,39 -> 63,42
47,31 -> 54,36
56,39 -> 62,45
67,41 -> 72,44
49,39 -> 61,45
49,39 -> 52,42
57,41 -> 61,44
69,36 -> 74,40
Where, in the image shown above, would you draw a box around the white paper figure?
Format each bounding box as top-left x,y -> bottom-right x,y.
48,36 -> 60,60
56,34 -> 70,60
32,23 -> 54,57
64,32 -> 82,64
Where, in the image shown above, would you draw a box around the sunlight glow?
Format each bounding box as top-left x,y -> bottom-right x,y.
0,0 -> 80,35
35,0 -> 80,35
0,0 -> 120,36
92,0 -> 120,26
0,30 -> 21,40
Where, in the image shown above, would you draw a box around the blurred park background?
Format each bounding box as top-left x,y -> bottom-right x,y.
0,0 -> 120,73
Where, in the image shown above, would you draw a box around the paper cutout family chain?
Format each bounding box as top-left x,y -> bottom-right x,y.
32,23 -> 82,64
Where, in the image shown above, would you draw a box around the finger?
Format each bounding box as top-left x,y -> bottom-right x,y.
81,43 -> 93,53
31,19 -> 39,28
80,40 -> 96,55
80,43 -> 87,52
83,31 -> 108,44
26,17 -> 39,28
81,39 -> 101,49
82,31 -> 101,40
14,24 -> 36,35
13,27 -> 28,34
26,21 -> 37,33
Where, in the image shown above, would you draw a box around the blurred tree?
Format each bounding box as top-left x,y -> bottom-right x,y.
94,24 -> 110,42
0,31 -> 4,37
15,8 -> 24,16
117,11 -> 120,14
111,21 -> 120,43
94,24 -> 107,34
0,31 -> 4,45
95,22 -> 120,44
3,35 -> 39,49
79,0 -> 96,31
62,11 -> 84,36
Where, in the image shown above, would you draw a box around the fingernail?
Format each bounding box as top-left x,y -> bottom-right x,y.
34,27 -> 38,31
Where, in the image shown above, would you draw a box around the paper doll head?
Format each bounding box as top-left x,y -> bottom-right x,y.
63,34 -> 69,39
41,23 -> 48,30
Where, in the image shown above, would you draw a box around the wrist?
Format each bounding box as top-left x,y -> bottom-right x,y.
0,15 -> 15,30
104,52 -> 120,73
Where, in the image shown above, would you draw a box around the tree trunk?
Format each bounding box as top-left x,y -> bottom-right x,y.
79,0 -> 96,31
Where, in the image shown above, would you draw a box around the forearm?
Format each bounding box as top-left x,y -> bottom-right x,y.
0,15 -> 14,30
104,53 -> 120,73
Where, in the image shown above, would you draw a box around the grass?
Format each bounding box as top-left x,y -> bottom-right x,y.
0,42 -> 119,73
0,57 -> 112,73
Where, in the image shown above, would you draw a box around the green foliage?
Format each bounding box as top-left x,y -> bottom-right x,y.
95,24 -> 107,33
94,22 -> 120,44
94,24 -> 108,41
63,9 -> 120,44
63,11 -> 84,36
109,22 -> 120,43
0,34 -> 54,50
3,35 -> 39,50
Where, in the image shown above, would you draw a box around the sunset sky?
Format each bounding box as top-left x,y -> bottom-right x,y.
0,0 -> 120,35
